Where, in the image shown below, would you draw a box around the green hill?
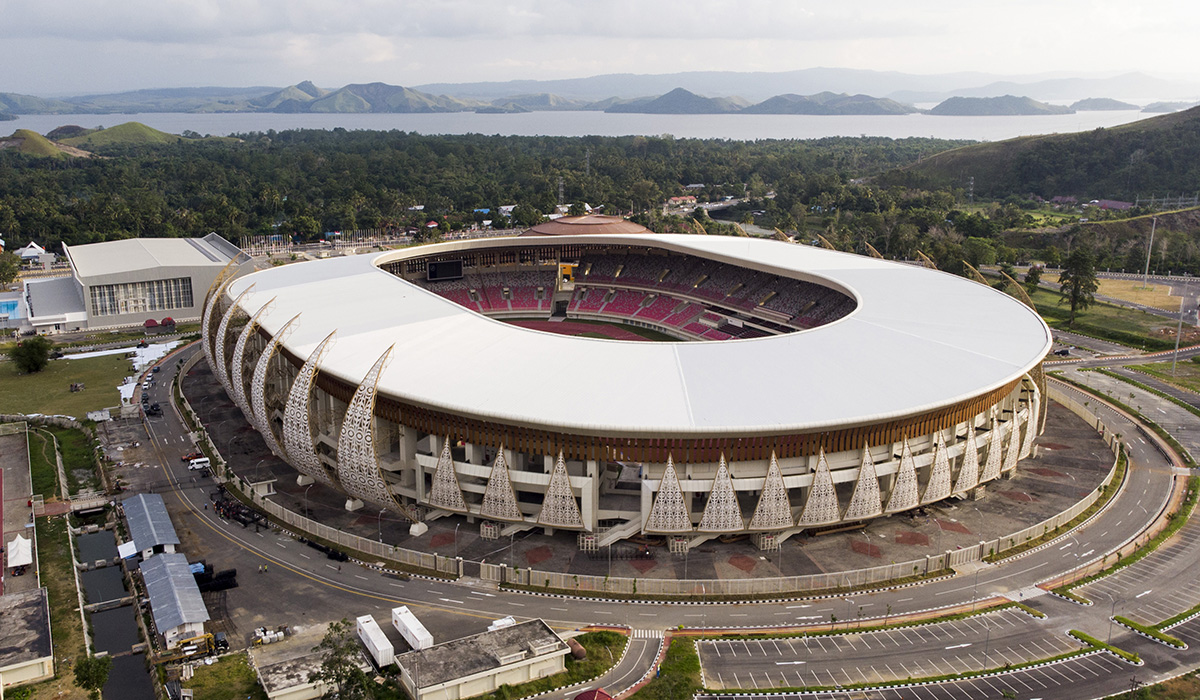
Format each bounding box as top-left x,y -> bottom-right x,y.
0,92 -> 82,114
1070,97 -> 1138,111
0,113 -> 14,121
606,87 -> 742,114
58,122 -> 188,148
301,82 -> 478,113
0,129 -> 69,158
929,95 -> 1073,115
885,106 -> 1200,199
743,92 -> 917,115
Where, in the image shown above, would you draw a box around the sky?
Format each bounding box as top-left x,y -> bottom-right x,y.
2,0 -> 1197,95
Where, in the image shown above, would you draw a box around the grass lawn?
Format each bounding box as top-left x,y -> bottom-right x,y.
0,354 -> 131,418
27,428 -> 61,499
30,514 -> 90,700
184,654 -> 266,700
632,637 -> 702,700
48,427 -> 100,495
473,631 -> 627,700
1027,285 -> 1189,350
1135,359 -> 1200,395
1043,273 -> 1179,309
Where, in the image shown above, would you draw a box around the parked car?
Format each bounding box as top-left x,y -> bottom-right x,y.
181,451 -> 203,462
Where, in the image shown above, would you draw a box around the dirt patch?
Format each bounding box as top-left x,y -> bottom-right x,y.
936,519 -> 972,535
894,532 -> 930,546
1038,442 -> 1073,451
630,558 -> 657,574
1030,467 -> 1068,478
850,540 -> 882,558
523,545 -> 553,566
430,532 -> 455,548
1000,491 -> 1036,502
727,554 -> 758,572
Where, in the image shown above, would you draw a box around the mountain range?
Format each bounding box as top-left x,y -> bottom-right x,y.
1,68 -> 1197,117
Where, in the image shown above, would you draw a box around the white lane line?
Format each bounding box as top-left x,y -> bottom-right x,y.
1136,590 -> 1153,598
355,575 -> 368,581
298,553 -> 311,559
898,597 -> 913,602
468,591 -> 494,597
389,583 -> 404,588
439,598 -> 464,604
275,542 -> 287,548
776,661 -> 806,666
507,602 -> 525,607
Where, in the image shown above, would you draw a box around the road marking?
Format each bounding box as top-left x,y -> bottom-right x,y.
439,598 -> 464,604
786,604 -> 811,609
389,583 -> 404,588
551,608 -> 567,612
898,597 -> 913,602
355,575 -> 368,581
1137,590 -> 1153,598
507,602 -> 525,607
298,552 -> 311,559
468,591 -> 494,597
427,590 -> 443,595
638,613 -> 657,617
275,542 -> 287,548
775,661 -> 806,665
326,564 -> 338,570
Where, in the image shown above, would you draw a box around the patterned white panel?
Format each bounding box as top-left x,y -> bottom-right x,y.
697,455 -> 744,533
748,452 -> 793,531
844,443 -> 883,521
213,284 -> 254,393
981,419 -> 1003,483
537,452 -> 584,529
281,331 -> 337,486
885,438 -> 919,513
250,314 -> 299,459
428,437 -> 468,512
480,448 -> 523,522
336,347 -> 413,520
797,450 -> 840,527
201,276 -> 234,371
1021,392 -> 1039,460
230,298 -> 274,419
644,457 -> 693,534
922,434 -> 952,504
953,425 -> 981,495
1002,415 -> 1021,473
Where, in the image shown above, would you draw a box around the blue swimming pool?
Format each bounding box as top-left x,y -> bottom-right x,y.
0,299 -> 24,318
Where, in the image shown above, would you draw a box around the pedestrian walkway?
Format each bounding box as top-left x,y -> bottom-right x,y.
1,428 -> 36,596
630,629 -> 662,639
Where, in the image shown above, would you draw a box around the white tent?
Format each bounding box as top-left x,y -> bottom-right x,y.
7,534 -> 33,567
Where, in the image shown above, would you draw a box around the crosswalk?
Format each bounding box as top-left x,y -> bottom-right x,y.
630,628 -> 663,639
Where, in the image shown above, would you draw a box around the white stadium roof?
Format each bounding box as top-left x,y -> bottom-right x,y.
224,235 -> 1051,437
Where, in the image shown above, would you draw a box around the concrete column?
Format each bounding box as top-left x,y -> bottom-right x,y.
465,442 -> 484,465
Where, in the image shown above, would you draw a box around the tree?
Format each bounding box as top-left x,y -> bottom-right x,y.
0,251 -> 18,287
309,618 -> 371,699
74,655 -> 112,700
9,336 -> 54,373
1024,265 -> 1042,292
1058,246 -> 1098,325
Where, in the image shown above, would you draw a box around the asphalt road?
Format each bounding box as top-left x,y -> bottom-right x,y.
126,343 -> 1200,699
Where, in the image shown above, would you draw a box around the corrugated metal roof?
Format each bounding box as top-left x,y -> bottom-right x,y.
65,236 -> 236,279
124,493 -> 180,552
225,235 -> 1051,436
141,553 -> 209,634
25,276 -> 85,318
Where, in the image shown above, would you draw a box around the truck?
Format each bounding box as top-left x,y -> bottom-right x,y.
356,615 -> 394,668
391,606 -> 433,650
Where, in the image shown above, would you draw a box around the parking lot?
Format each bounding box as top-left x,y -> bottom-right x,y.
700,649 -> 1133,699
698,607 -> 1080,689
1077,516 -> 1200,626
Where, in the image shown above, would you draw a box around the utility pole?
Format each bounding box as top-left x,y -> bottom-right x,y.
1142,215 -> 1158,289
585,148 -> 590,178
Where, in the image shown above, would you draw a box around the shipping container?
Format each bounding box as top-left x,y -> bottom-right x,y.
391,606 -> 433,650
356,615 -> 394,667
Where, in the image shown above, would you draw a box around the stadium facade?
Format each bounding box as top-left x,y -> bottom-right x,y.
203,229 -> 1050,549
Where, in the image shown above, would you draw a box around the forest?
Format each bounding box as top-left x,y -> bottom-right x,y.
1,125 -> 1198,276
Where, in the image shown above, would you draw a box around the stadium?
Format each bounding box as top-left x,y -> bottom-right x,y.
202,217 -> 1051,552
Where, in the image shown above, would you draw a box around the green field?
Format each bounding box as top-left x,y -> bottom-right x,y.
183,655 -> 266,700
1135,359 -> 1200,395
1027,285 -> 1186,351
0,354 -> 131,418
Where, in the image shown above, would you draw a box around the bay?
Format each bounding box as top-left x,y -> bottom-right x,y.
3,109 -> 1154,142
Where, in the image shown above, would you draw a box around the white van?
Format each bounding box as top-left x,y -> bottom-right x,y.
188,457 -> 211,471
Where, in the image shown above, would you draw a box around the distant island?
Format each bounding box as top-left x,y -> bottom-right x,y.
1142,100 -> 1200,113
1070,97 -> 1138,111
741,92 -> 917,115
929,95 -> 1073,116
0,113 -> 15,121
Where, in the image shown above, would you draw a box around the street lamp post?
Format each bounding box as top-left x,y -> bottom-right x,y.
303,484 -> 314,519
1173,274 -> 1190,377
454,523 -> 461,559
378,509 -> 386,543
254,459 -> 266,483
